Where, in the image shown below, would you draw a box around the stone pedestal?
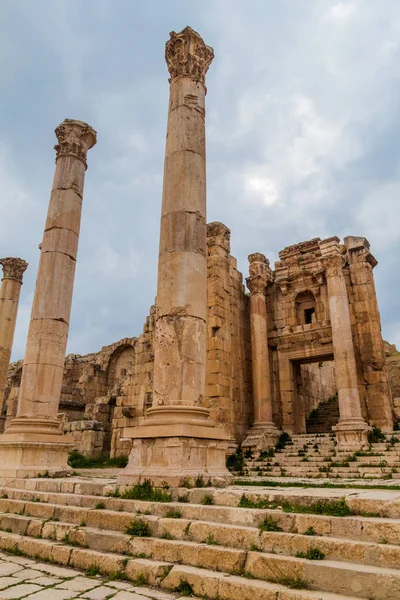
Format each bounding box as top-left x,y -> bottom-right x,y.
320,238 -> 370,451
0,258 -> 28,413
0,119 -> 97,477
120,27 -> 231,487
242,253 -> 279,450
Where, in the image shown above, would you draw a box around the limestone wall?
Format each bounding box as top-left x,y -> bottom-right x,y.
299,361 -> 336,418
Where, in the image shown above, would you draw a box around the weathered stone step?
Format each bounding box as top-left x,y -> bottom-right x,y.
2,490 -> 400,547
161,562 -> 390,600
1,518 -> 399,598
0,532 -> 365,600
3,509 -> 400,570
0,530 -> 172,585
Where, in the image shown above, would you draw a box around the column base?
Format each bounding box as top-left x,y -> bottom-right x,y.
117,436 -> 232,488
242,422 -> 280,451
0,427 -> 73,478
333,419 -> 371,451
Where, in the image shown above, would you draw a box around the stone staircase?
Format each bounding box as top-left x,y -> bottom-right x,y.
241,432 -> 400,479
0,477 -> 399,598
306,396 -> 340,434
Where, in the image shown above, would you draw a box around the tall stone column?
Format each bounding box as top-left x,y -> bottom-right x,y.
0,258 -> 28,418
0,119 -> 96,477
242,253 -> 279,450
119,27 -> 231,487
320,237 -> 370,450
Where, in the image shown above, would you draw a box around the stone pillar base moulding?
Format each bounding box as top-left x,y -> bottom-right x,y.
0,438 -> 72,478
332,419 -> 371,452
242,422 -> 280,451
118,436 -> 231,488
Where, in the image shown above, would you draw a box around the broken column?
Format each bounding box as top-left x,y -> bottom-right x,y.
119,27 -> 231,487
320,237 -> 370,450
242,253 -> 279,450
0,258 -> 28,415
0,119 -> 96,477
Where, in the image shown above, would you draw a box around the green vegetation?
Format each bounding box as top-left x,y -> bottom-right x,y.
239,493 -> 352,517
94,502 -> 106,510
174,579 -> 195,596
205,534 -> 218,545
296,547 -> 325,560
201,494 -> 214,505
226,448 -> 245,474
125,518 -> 151,537
233,479 -> 400,491
275,432 -> 292,451
368,426 -> 386,444
259,516 -> 283,532
120,479 -> 172,502
303,526 -> 317,536
164,509 -> 182,519
68,450 -> 128,469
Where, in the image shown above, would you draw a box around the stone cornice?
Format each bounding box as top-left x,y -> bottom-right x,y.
54,119 -> 97,169
0,257 -> 28,283
165,26 -> 214,84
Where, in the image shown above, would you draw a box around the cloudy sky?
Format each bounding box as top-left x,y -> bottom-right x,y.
1,0 -> 400,361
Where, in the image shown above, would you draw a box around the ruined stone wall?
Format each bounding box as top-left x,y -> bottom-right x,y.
299,361 -> 336,418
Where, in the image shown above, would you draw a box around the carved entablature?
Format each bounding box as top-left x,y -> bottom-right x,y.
54,119 -> 97,169
0,257 -> 28,283
207,222 -> 231,254
247,253 -> 273,295
165,26 -> 214,84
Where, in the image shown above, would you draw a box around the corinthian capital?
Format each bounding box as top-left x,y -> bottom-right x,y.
321,254 -> 345,278
54,119 -> 97,169
0,257 -> 28,283
246,253 -> 273,295
165,26 -> 214,84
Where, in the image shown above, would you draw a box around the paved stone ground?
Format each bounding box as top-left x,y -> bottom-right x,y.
0,552 -> 194,600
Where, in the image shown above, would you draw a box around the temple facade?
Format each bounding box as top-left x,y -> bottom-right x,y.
2,227 -> 394,457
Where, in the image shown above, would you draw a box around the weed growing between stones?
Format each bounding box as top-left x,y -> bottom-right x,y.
368,426 -> 386,444
125,518 -> 151,537
226,448 -> 245,474
303,526 -> 316,536
296,547 -> 325,560
239,493 -> 352,517
164,509 -> 182,518
94,502 -> 105,510
174,579 -> 195,596
68,450 -> 128,469
259,516 -> 283,532
202,494 -> 214,505
234,479 -> 400,491
120,479 -> 172,502
205,534 -> 218,545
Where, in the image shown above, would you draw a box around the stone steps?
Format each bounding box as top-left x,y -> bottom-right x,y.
1,506 -> 400,598
1,478 -> 400,598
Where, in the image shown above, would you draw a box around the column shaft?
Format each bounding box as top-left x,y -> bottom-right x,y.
0,119 -> 96,477
119,27 -> 231,487
242,253 -> 279,450
0,259 -> 28,411
320,238 -> 370,449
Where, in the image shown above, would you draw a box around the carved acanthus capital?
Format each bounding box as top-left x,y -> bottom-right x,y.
0,257 -> 28,283
207,222 -> 231,253
165,26 -> 214,84
321,254 -> 345,278
247,253 -> 273,295
54,119 -> 97,169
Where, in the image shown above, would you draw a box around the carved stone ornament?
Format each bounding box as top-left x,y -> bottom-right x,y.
165,26 -> 214,84
0,257 -> 28,283
247,253 -> 272,294
54,119 -> 97,168
321,254 -> 345,278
